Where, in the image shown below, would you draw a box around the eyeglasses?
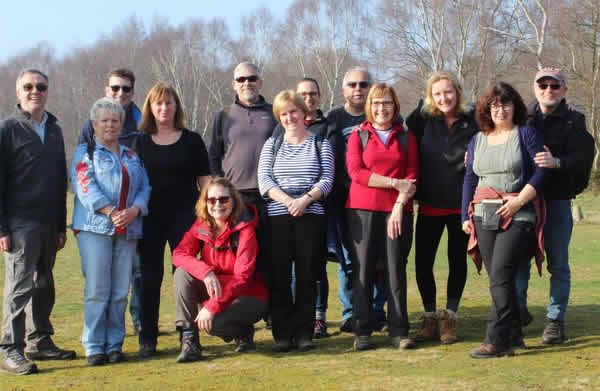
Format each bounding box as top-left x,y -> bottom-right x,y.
110,85 -> 133,93
23,83 -> 48,92
207,196 -> 231,205
235,75 -> 259,83
537,83 -> 562,90
371,101 -> 394,108
490,103 -> 513,112
346,81 -> 369,89
300,91 -> 319,97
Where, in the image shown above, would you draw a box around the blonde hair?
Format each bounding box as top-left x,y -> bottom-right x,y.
195,177 -> 246,235
272,90 -> 309,123
365,83 -> 400,124
139,82 -> 185,134
422,71 -> 465,117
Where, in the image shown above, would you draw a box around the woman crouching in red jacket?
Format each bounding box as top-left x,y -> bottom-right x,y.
172,177 -> 268,362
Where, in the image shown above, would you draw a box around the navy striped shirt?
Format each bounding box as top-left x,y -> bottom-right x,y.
258,134 -> 334,216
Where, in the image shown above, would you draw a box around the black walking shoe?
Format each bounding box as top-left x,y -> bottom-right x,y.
339,318 -> 353,333
470,343 -> 514,358
25,340 -> 76,361
176,334 -> 203,363
273,339 -> 293,353
296,337 -> 315,352
0,349 -> 38,375
520,307 -> 533,327
353,335 -> 374,351
107,351 -> 127,363
542,319 -> 566,345
138,343 -> 157,359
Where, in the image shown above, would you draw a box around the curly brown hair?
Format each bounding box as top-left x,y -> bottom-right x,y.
195,177 -> 247,235
475,82 -> 528,134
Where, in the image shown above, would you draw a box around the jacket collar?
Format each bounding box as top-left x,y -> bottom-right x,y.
234,95 -> 268,109
529,98 -> 569,122
196,204 -> 259,241
14,104 -> 57,125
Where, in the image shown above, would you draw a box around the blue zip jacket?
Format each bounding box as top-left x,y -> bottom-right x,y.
71,141 -> 151,239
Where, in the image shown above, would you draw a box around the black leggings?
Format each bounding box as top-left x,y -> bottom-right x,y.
415,214 -> 468,313
474,218 -> 535,346
138,210 -> 196,345
345,209 -> 413,337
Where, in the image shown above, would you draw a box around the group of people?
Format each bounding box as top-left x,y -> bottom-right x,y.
0,61 -> 594,375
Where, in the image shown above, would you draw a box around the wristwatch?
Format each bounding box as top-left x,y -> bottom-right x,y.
554,157 -> 561,169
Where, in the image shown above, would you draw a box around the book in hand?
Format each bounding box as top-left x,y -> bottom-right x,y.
481,199 -> 505,230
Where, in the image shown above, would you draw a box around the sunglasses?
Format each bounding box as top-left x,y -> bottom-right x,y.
23,83 -> 48,92
347,81 -> 369,89
537,83 -> 562,90
110,85 -> 133,93
300,91 -> 319,97
207,196 -> 231,205
235,75 -> 259,83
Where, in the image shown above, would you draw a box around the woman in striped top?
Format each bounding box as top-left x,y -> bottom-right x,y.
258,90 -> 334,352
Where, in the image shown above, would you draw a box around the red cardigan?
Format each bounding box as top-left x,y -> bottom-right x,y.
345,121 -> 419,212
172,206 -> 268,315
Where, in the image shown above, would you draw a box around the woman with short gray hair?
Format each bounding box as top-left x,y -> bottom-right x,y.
71,97 -> 150,366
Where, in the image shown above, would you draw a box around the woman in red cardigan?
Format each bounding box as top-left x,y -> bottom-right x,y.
171,177 -> 268,363
345,83 -> 419,351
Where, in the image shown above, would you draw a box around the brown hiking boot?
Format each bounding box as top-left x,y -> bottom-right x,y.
470,343 -> 514,359
414,313 -> 438,341
439,309 -> 457,344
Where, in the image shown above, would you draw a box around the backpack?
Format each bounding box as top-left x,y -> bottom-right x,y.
563,114 -> 594,195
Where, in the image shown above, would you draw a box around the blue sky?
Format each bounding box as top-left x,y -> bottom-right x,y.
1,0 -> 294,59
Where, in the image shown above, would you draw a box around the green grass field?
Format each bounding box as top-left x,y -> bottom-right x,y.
1,194 -> 599,390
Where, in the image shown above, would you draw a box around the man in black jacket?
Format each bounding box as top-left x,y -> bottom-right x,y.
0,69 -> 75,375
516,68 -> 595,345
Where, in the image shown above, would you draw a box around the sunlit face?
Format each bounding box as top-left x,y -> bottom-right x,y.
371,93 -> 395,129
343,71 -> 370,111
93,110 -> 123,145
105,76 -> 134,107
16,72 -> 48,115
151,93 -> 176,126
232,65 -> 262,106
207,184 -> 233,223
431,78 -> 457,115
279,102 -> 306,132
490,100 -> 515,129
297,81 -> 321,114
534,77 -> 567,112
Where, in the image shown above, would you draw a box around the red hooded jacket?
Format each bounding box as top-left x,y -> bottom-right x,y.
172,205 -> 268,315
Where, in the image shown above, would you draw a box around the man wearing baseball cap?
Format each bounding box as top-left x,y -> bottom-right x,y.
516,67 -> 594,345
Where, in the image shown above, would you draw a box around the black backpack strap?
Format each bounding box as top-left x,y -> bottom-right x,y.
358,128 -> 407,151
358,129 -> 369,149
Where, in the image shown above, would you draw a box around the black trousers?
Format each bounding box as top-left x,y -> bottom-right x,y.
415,214 -> 468,313
173,268 -> 267,340
345,209 -> 413,337
268,213 -> 325,342
474,218 -> 535,346
138,210 -> 195,345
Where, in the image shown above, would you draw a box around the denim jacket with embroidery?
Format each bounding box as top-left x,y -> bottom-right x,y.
71,141 -> 151,240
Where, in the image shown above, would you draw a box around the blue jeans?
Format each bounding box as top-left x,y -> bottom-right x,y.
515,199 -> 573,321
77,231 -> 136,355
129,252 -> 142,328
329,203 -> 386,322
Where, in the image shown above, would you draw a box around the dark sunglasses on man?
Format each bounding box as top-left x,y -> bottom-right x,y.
537,83 -> 562,90
347,81 -> 369,89
23,83 -> 48,92
235,75 -> 259,83
110,85 -> 133,93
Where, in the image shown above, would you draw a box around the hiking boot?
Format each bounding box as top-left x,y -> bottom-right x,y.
373,318 -> 387,333
414,313 -> 438,341
439,309 -> 457,344
339,317 -> 353,333
391,336 -> 416,350
107,351 -> 127,363
0,349 -> 38,375
25,340 -> 76,361
542,319 -> 566,345
353,335 -> 374,351
176,334 -> 203,363
313,319 -> 329,339
87,353 -> 107,366
234,329 -> 256,353
470,343 -> 514,359
138,342 -> 157,359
